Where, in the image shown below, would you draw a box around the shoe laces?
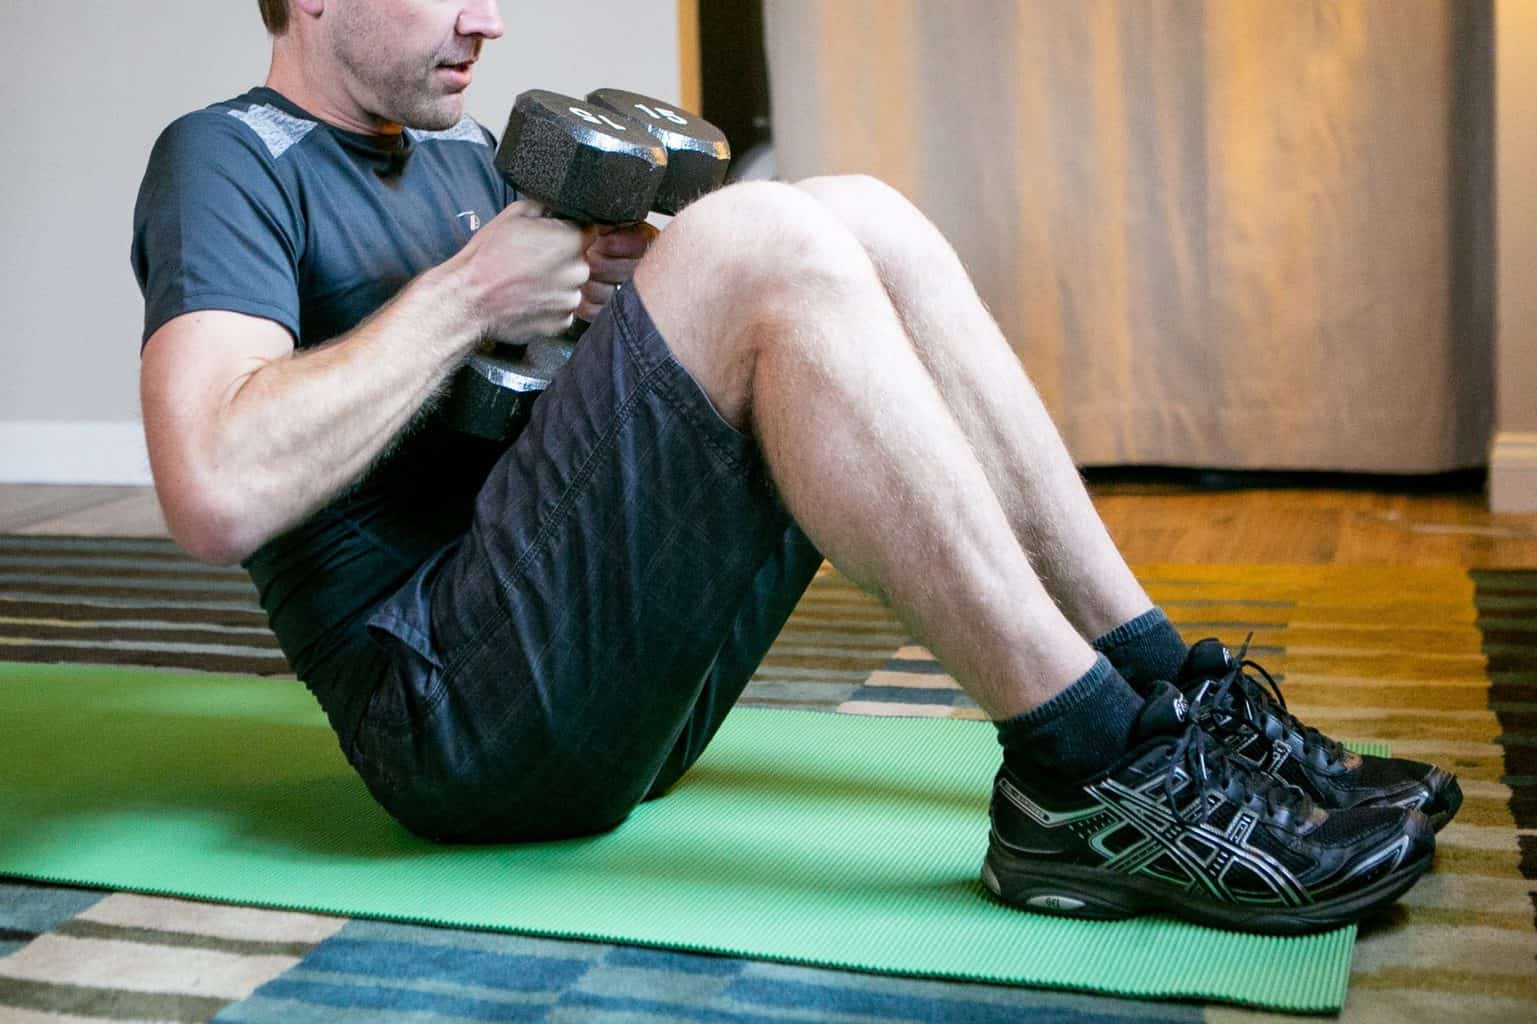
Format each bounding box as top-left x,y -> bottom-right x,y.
1164,692 -> 1311,827
1203,634 -> 1347,766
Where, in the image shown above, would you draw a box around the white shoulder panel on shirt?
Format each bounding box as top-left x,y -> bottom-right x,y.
405,116 -> 488,147
227,104 -> 319,160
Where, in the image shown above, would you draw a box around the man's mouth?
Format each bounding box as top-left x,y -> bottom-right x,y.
437,59 -> 476,86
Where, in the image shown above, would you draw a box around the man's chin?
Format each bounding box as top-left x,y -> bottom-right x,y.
399,95 -> 466,132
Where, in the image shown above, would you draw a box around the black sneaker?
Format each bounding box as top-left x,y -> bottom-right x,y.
982,682 -> 1434,934
1177,638 -> 1463,831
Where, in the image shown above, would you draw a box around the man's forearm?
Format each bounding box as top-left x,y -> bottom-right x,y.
205,262 -> 481,561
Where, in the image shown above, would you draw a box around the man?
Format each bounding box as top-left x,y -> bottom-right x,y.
133,0 -> 1458,934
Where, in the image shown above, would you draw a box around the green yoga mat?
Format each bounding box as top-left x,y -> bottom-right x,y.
1,662 -> 1362,1012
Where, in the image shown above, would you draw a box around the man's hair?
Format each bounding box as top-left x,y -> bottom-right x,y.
258,0 -> 289,34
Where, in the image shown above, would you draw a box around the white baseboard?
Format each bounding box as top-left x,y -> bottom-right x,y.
0,421 -> 152,485
1489,431 -> 1537,514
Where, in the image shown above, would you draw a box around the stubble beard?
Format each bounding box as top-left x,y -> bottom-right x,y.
331,18 -> 463,131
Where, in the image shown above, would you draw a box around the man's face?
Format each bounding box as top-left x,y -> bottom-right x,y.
325,0 -> 503,130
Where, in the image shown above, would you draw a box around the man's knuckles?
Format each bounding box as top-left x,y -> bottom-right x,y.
594,234 -> 652,259
585,254 -> 637,283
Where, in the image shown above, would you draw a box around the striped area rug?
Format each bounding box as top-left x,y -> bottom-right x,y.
1,535 -> 1533,1023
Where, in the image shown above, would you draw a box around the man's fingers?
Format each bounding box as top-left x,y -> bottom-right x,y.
593,235 -> 649,259
585,254 -> 641,285
580,279 -> 616,308
590,223 -> 658,259
577,278 -> 613,325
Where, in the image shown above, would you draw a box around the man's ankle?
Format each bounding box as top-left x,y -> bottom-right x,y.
993,656 -> 1143,784
1091,608 -> 1187,694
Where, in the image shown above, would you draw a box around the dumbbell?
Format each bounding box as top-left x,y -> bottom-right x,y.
441,90 -> 731,442
563,89 -> 731,343
585,88 -> 732,214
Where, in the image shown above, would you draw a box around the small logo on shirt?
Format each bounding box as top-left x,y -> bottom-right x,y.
456,210 -> 482,232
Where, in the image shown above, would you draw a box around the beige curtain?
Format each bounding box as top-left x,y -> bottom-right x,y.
763,1 -> 1494,472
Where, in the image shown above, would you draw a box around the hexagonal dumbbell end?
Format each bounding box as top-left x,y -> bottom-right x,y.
586,89 -> 731,215
496,89 -> 668,225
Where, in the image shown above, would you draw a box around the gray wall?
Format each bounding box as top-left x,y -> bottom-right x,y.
0,0 -> 679,481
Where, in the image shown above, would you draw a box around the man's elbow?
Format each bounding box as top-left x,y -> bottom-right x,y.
155,477 -> 262,566
175,520 -> 256,567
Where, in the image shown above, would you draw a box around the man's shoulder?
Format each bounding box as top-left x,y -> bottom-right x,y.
156,89 -> 321,167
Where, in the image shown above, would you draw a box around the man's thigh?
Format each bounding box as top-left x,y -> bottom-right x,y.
352,280 -> 812,841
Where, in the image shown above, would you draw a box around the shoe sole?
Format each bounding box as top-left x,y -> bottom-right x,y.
980,845 -> 1433,936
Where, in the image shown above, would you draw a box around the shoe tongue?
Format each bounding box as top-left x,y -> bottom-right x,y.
1132,680 -> 1194,742
1177,638 -> 1233,687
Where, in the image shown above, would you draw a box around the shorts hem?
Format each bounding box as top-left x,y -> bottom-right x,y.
612,282 -> 762,480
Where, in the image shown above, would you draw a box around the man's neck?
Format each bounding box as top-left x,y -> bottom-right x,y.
264,45 -> 403,136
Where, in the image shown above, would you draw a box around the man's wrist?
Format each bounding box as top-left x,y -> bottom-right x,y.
415,255 -> 487,358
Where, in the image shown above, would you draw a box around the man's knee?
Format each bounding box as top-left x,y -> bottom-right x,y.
645,180 -> 875,301
632,180 -> 880,429
793,174 -> 933,263
794,173 -> 907,216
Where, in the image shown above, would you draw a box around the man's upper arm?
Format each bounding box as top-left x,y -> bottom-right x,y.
139,310 -> 295,563
139,309 -> 295,469
132,107 -> 304,560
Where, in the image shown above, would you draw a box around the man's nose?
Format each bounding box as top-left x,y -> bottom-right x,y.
459,0 -> 504,39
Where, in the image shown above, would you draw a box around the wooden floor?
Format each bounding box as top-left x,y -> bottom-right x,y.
1090,473 -> 1537,568
0,484 -> 172,539
4,477 -> 1537,568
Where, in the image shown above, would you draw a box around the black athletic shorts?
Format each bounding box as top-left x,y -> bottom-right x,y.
349,280 -> 823,841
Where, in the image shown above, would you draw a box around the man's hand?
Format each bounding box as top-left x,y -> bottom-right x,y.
578,222 -> 660,322
446,199 -> 599,344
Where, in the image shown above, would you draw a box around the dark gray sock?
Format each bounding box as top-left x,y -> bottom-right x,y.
1092,608 -> 1188,695
994,656 -> 1144,783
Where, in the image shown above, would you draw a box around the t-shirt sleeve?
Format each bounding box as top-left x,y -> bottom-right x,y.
131,111 -> 304,349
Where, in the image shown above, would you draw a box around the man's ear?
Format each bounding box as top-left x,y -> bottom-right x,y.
293,0 -> 325,17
